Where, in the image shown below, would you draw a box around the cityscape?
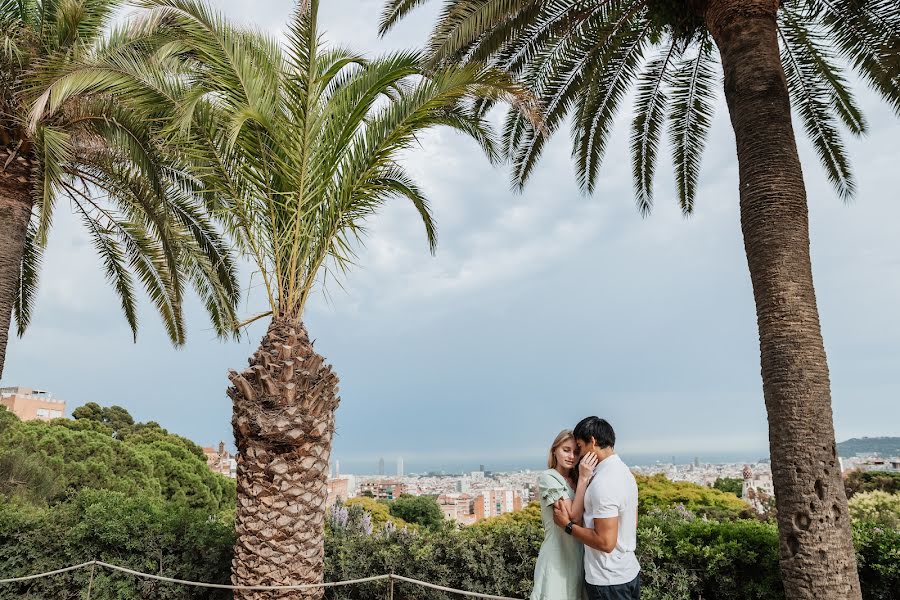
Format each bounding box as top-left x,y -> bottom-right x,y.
4,383 -> 897,526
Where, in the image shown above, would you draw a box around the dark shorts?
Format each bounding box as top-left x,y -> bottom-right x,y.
585,573 -> 640,600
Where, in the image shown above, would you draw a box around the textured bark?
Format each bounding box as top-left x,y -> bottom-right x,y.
0,149 -> 34,381
228,318 -> 340,600
705,1 -> 861,598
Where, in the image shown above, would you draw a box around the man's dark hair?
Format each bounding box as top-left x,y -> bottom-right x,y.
573,416 -> 615,449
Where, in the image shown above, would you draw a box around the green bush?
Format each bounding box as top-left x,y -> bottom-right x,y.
853,521 -> 900,600
849,491 -> 900,529
637,474 -> 751,518
845,471 -> 900,499
388,495 -> 444,529
0,491 -> 898,600
713,477 -> 743,497
0,409 -> 234,512
0,490 -> 234,600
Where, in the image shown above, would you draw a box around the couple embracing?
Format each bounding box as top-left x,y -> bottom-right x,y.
531,417 -> 640,600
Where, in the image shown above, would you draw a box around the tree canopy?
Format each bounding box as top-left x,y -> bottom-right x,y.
0,406 -> 232,512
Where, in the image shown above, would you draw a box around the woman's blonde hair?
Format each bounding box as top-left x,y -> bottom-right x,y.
547,429 -> 575,469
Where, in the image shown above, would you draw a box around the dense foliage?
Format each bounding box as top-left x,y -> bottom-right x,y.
713,477 -> 744,497
845,470 -> 900,499
637,474 -> 751,518
388,495 -> 444,529
848,491 -> 900,529
0,489 -> 233,600
0,408 -> 896,599
0,482 -> 897,599
0,406 -> 233,512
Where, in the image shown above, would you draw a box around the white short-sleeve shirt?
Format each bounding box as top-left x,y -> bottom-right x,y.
582,453 -> 640,586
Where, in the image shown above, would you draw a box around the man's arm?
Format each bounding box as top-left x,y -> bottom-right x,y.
553,499 -> 618,553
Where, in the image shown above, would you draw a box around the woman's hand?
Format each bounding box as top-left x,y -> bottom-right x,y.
579,452 -> 598,481
553,499 -> 572,528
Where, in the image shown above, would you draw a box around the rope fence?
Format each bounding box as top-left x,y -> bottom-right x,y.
0,560 -> 524,600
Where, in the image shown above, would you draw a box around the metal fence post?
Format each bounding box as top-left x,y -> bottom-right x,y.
85,562 -> 96,600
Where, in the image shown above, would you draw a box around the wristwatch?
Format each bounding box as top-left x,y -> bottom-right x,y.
565,521 -> 575,535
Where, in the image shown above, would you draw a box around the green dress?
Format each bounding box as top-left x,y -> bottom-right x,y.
531,469 -> 584,600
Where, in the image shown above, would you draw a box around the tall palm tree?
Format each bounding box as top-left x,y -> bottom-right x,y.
47,0 -> 532,594
381,1 -> 898,599
0,0 -> 240,379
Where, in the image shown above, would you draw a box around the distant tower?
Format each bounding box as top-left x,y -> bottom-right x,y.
335,459 -> 340,478
378,457 -> 385,476
694,456 -> 700,468
479,464 -> 485,472
397,457 -> 404,478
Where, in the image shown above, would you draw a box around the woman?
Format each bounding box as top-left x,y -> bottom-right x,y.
531,429 -> 598,600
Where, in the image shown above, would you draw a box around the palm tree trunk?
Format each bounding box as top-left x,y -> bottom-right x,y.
228,318 -> 340,599
705,1 -> 861,598
0,158 -> 34,381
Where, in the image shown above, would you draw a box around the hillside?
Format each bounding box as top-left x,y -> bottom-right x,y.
837,437 -> 900,457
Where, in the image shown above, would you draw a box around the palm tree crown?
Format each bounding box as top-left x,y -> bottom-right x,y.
381,0 -> 898,213
1,0 -> 239,345
91,0 -> 534,327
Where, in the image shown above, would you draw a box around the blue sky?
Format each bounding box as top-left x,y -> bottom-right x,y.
3,0 -> 898,473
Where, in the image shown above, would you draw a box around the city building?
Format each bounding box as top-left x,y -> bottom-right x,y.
378,457 -> 385,476
397,457 -> 404,478
0,386 -> 65,421
841,455 -> 900,473
473,489 -> 524,520
742,465 -> 774,513
202,441 -> 236,478
327,477 -> 350,507
359,479 -> 406,500
438,493 -> 477,525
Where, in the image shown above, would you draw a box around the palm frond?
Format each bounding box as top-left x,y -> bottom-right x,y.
379,0 -> 433,35
13,221 -> 42,336
572,14 -> 650,194
630,39 -> 678,215
667,40 -> 716,214
780,6 -> 866,135
778,20 -> 855,200
74,202 -> 140,341
815,0 -> 900,116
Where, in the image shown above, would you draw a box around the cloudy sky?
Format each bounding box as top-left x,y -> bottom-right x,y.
4,0 -> 898,473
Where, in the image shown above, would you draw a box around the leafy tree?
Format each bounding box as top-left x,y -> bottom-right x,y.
714,477 -> 744,497
845,470 -> 900,499
389,494 -> 444,528
0,489 -> 234,600
0,412 -> 233,512
380,1 -> 899,597
0,0 -> 241,380
72,402 -> 134,437
637,474 -> 750,518
343,497 -> 411,531
72,403 -> 205,459
45,0 -> 531,591
848,491 -> 900,529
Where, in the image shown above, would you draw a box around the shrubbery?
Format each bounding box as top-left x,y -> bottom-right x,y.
0,409 -> 897,599
0,406 -> 234,513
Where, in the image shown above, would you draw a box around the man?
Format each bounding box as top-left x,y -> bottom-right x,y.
553,416 -> 640,599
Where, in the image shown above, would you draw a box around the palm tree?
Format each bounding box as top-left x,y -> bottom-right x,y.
380,1 -> 898,598
0,0 -> 240,379
53,0 -> 531,593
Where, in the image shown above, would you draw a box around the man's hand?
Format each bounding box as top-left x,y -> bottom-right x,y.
578,452 -> 598,481
553,498 -> 571,528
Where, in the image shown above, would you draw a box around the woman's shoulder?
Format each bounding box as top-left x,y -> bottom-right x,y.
538,469 -> 567,487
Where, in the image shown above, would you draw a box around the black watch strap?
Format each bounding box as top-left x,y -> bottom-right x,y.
565,521 -> 575,535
